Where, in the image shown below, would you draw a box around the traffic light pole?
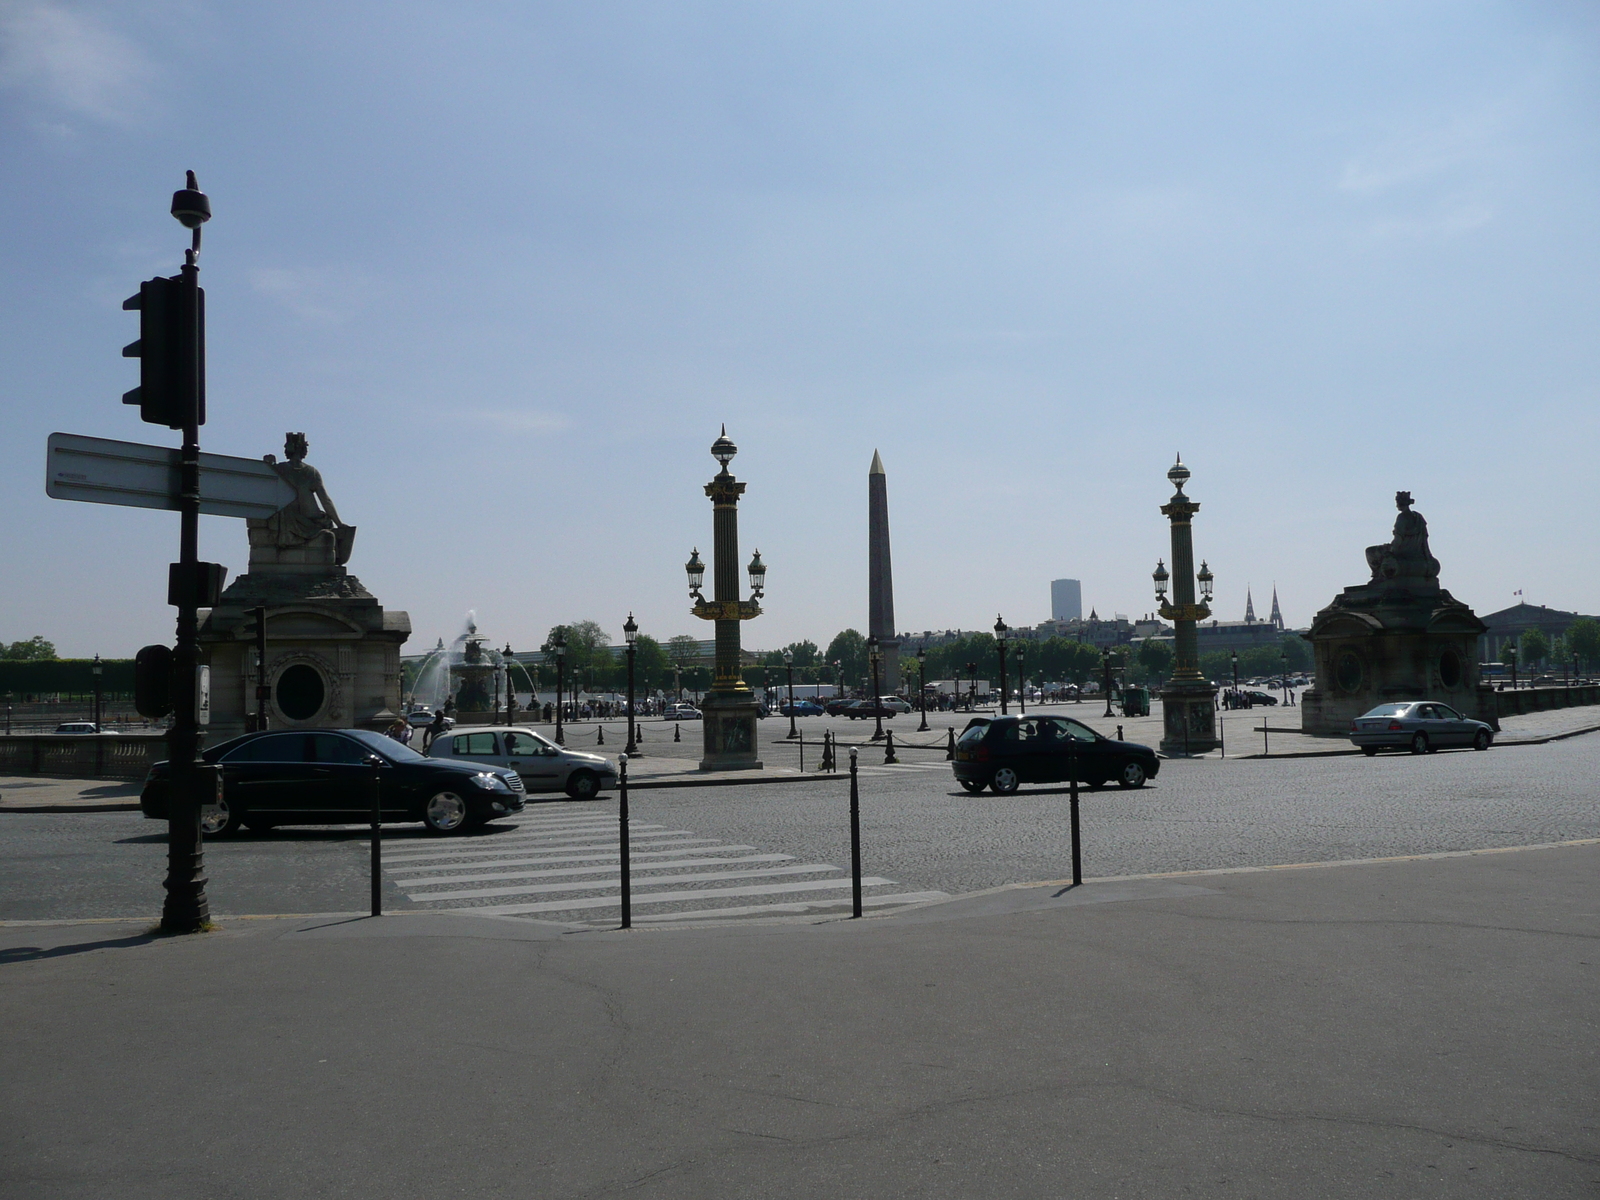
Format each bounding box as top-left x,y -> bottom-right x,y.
161,184 -> 211,933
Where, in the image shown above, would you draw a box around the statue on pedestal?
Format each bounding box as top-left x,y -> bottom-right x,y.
252,432 -> 355,566
1363,491 -> 1440,587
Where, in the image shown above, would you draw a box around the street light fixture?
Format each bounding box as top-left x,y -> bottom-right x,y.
1507,642 -> 1518,690
1016,644 -> 1027,715
501,643 -> 515,728
92,653 -> 103,732
1231,650 -> 1240,708
1281,649 -> 1289,707
868,636 -> 885,741
1154,457 -> 1220,755
552,627 -> 567,746
966,661 -> 977,710
994,616 -> 1009,715
782,646 -> 798,739
623,613 -> 639,755
916,646 -> 929,731
1102,648 -> 1115,718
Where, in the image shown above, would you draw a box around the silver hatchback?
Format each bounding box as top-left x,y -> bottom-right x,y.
427,726 -> 618,799
1349,702 -> 1494,756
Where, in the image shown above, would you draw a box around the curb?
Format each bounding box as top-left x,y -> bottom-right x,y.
0,802 -> 142,814
629,772 -> 843,790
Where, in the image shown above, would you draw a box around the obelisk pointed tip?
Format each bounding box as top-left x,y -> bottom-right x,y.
869,449 -> 885,475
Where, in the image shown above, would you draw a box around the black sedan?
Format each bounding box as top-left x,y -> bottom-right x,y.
140,728 -> 526,836
951,714 -> 1160,794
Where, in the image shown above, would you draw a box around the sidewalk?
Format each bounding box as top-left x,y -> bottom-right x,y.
2,839 -> 1594,1198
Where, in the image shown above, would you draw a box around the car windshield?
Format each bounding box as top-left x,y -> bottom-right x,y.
957,722 -> 989,746
1361,704 -> 1415,717
346,728 -> 429,763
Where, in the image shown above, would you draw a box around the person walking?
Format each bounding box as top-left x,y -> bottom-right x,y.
423,709 -> 446,752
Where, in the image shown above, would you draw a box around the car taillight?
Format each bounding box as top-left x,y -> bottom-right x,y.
976,745 -> 990,762
1388,721 -> 1402,731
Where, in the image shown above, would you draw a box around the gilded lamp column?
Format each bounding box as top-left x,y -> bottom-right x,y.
1154,457 -> 1220,755
686,427 -> 766,770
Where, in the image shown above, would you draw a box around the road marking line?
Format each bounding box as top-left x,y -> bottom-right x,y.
465,877 -> 901,916
384,845 -> 757,873
620,891 -> 951,924
396,855 -> 795,886
407,863 -> 844,902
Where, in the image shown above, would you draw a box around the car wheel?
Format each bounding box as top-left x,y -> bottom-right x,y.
1117,760 -> 1147,789
200,798 -> 244,836
1409,732 -> 1428,756
991,767 -> 1020,795
1473,729 -> 1491,751
423,790 -> 470,834
566,770 -> 600,800
1362,747 -> 1378,757
958,779 -> 984,794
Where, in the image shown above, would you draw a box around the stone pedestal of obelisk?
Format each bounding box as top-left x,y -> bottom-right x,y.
868,450 -> 900,692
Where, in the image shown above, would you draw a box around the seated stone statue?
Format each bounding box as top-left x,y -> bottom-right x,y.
1364,491 -> 1440,586
248,432 -> 355,567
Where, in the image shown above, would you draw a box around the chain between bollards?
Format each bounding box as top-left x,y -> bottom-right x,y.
368,754 -> 382,917
849,747 -> 862,918
619,753 -> 631,929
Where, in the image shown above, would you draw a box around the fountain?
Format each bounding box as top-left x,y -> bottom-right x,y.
404,613 -> 542,721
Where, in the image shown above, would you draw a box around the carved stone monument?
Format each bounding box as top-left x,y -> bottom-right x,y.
198,433 -> 410,736
1301,492 -> 1492,735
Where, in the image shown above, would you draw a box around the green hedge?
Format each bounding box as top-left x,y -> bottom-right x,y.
0,659 -> 136,696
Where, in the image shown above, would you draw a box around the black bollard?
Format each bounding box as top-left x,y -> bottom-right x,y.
799,730 -> 805,772
597,726 -> 604,745
883,729 -> 897,765
946,727 -> 955,760
674,723 -> 681,742
618,754 -> 631,929
367,754 -> 383,917
1068,741 -> 1082,887
849,747 -> 862,918
1116,724 -> 1124,742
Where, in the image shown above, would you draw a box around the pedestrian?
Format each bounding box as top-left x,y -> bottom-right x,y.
423,708 -> 446,752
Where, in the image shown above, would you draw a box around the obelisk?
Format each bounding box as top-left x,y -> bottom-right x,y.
868,450 -> 900,693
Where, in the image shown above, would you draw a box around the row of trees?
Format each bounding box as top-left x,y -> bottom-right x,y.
1,636 -> 57,661
1501,620 -> 1600,670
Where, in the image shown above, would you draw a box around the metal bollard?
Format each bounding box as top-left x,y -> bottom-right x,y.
883,729 -> 897,765
367,754 -> 383,917
674,723 -> 681,742
618,754 -> 631,929
820,729 -> 835,773
849,747 -> 862,918
1068,743 -> 1082,887
1116,724 -> 1124,742
799,730 -> 804,772
946,727 -> 956,760
597,726 -> 605,745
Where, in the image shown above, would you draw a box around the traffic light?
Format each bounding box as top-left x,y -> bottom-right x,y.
134,644 -> 173,720
122,274 -> 205,428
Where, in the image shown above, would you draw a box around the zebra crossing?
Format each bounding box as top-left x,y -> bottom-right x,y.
381,802 -> 946,926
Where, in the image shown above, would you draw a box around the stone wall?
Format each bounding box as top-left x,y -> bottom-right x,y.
0,734 -> 167,780
1492,685 -> 1600,718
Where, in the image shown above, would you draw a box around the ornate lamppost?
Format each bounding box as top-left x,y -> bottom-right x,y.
868,636 -> 885,741
1281,650 -> 1290,706
994,616 -> 1009,715
623,613 -> 638,755
1102,648 -> 1115,717
966,661 -> 977,710
782,647 -> 798,739
833,659 -> 843,701
686,428 -> 766,770
502,644 -> 515,727
1153,457 -> 1220,754
1231,649 -> 1239,709
916,646 -> 929,731
552,627 -> 566,745
92,653 -> 103,731
1507,642 -> 1518,690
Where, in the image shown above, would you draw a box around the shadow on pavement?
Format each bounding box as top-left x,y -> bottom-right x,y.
0,932 -> 157,964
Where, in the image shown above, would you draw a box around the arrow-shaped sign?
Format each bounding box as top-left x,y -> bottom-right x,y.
46,432 -> 297,520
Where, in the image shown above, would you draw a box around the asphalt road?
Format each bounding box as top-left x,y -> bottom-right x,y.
4,732 -> 1597,923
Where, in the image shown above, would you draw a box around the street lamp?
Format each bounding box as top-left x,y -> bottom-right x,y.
1102,648 -> 1115,718
834,659 -> 843,701
552,627 -> 567,746
1508,642 -> 1518,690
1231,650 -> 1239,708
966,661 -> 977,710
502,643 -> 515,728
994,616 -> 1010,715
91,653 -> 103,731
623,613 -> 638,755
1281,649 -> 1289,707
1153,458 -> 1220,755
868,636 -> 885,741
782,646 -> 798,739
916,646 -> 929,731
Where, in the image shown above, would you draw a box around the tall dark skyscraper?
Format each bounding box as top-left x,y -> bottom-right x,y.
868,450 -> 899,692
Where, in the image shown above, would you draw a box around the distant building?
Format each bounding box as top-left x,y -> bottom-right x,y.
1050,579 -> 1082,622
1477,602 -> 1600,661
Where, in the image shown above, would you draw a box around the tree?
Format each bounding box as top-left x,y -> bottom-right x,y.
1500,642 -> 1519,667
1568,618 -> 1600,669
1136,638 -> 1173,683
633,634 -> 669,692
666,634 -> 702,666
784,640 -> 820,669
824,629 -> 868,688
543,620 -> 614,692
1521,628 -> 1550,666
2,636 -> 56,661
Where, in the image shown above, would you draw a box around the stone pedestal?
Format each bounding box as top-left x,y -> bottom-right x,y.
1160,680 -> 1219,756
699,691 -> 763,771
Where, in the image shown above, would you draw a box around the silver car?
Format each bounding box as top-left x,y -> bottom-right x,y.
1349,702 -> 1494,756
427,726 -> 617,799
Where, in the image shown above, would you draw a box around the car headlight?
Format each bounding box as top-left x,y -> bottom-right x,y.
473,772 -> 512,793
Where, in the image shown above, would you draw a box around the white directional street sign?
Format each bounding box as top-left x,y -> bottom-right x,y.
45,432 -> 296,520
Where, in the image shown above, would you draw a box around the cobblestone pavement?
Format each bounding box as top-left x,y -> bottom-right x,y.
4,722 -> 1597,922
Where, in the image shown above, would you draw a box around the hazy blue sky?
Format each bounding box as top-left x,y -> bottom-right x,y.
3,1 -> 1597,658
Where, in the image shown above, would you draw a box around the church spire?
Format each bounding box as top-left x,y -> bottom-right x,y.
1244,587 -> 1256,624
1269,585 -> 1283,630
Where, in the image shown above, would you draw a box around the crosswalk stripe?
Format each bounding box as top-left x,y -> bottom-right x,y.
382,830 -> 698,861
623,891 -> 950,923
397,854 -> 795,887
466,876 -> 901,917
406,863 -> 841,902
386,844 -> 758,874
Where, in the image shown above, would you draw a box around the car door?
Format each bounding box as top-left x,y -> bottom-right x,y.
1412,704 -> 1447,746
220,732 -> 313,817
1058,717 -> 1104,782
503,729 -> 562,791
1432,704 -> 1469,746
306,732 -> 385,819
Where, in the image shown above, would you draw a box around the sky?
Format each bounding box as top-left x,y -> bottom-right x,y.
2,1 -> 1597,659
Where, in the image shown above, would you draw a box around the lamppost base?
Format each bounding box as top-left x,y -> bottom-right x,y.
698,691 -> 764,771
1159,681 -> 1220,756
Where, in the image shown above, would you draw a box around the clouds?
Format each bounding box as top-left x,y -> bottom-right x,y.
0,1 -> 155,127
